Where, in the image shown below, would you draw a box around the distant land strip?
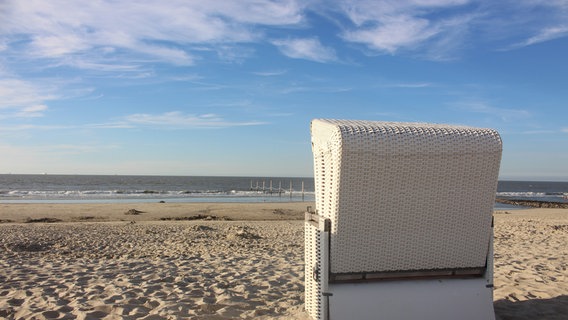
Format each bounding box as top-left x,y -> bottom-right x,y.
495,198 -> 568,209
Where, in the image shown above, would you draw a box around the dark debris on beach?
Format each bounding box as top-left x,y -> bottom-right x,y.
159,214 -> 232,221
25,217 -> 62,223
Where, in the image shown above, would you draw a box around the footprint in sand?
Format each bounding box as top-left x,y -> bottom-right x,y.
41,310 -> 60,319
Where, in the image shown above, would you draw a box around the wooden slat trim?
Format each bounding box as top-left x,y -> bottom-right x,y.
330,267 -> 486,283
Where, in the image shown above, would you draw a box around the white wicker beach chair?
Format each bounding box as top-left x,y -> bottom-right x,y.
305,119 -> 502,320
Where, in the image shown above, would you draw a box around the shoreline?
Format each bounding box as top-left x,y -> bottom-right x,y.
0,202 -> 314,224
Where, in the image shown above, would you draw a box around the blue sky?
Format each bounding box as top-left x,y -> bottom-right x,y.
1,0 -> 567,180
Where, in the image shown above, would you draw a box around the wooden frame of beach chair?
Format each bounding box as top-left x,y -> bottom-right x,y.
305,119 -> 502,320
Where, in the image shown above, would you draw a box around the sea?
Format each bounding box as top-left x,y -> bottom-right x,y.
0,175 -> 314,204
0,175 -> 567,209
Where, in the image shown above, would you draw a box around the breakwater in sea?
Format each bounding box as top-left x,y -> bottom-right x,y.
495,198 -> 568,209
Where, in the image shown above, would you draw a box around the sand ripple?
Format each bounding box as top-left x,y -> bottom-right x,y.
0,221 -> 305,319
493,210 -> 568,320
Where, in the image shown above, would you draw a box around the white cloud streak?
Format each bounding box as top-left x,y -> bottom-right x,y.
0,111 -> 265,131
0,124 -> 76,131
0,0 -> 306,68
0,78 -> 58,118
382,82 -> 434,88
253,70 -> 288,76
0,0 -> 567,124
454,101 -> 531,122
334,0 -> 568,57
342,15 -> 437,54
2,0 -> 568,69
272,38 -> 337,62
123,111 -> 266,128
490,1 -> 568,50
518,26 -> 568,47
337,0 -> 471,56
0,0 -> 309,118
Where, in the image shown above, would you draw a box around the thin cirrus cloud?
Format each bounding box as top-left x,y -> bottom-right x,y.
14,105 -> 48,118
0,0 -> 306,67
336,0 -> 568,57
336,0 -> 471,55
252,70 -> 288,77
2,0 -> 568,129
515,26 -> 568,48
454,101 -> 530,122
2,0 -> 568,69
341,15 -> 440,54
0,0 -> 306,121
271,38 -> 337,63
122,111 -> 266,129
0,78 -> 57,118
3,0 -> 568,67
381,82 -> 434,88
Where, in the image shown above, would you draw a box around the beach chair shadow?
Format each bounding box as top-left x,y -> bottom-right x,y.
494,295 -> 568,320
305,119 -> 503,320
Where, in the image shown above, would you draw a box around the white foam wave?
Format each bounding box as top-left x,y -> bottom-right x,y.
0,189 -> 315,200
497,192 -> 547,197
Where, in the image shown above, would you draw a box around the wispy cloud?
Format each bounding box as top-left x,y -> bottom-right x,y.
14,105 -> 48,118
372,111 -> 408,121
488,1 -> 568,50
337,0 -> 471,57
272,38 -> 337,63
0,111 -> 265,131
253,70 -> 288,76
3,0 -> 568,70
334,0 -> 568,58
342,15 -> 438,54
521,129 -> 558,135
454,101 -> 530,122
0,0 -> 306,70
0,78 -> 58,118
123,111 -> 266,128
0,124 -> 76,131
86,122 -> 135,130
382,82 -> 434,88
278,85 -> 351,94
513,26 -> 568,48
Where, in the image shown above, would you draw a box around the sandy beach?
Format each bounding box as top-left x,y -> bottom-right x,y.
1,203 -> 567,319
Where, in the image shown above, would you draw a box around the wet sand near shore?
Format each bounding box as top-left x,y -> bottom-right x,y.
0,202 -> 312,224
0,203 -> 566,319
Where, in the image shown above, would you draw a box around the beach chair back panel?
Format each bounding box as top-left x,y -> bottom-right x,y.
311,119 -> 502,274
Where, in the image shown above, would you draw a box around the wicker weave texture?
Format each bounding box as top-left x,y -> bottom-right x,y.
311,119 -> 502,274
304,222 -> 321,319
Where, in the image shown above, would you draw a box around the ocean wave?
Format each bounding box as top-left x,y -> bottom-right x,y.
496,191 -> 567,197
0,189 -> 315,200
496,191 -> 568,203
497,192 -> 547,197
1,189 -> 562,200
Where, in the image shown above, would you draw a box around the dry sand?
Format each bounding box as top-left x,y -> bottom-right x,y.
493,209 -> 568,320
0,203 -> 566,319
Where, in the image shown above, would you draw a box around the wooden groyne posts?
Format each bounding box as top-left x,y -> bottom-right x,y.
250,180 -> 306,201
